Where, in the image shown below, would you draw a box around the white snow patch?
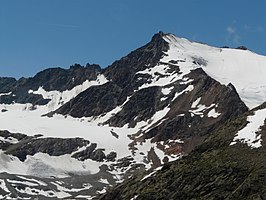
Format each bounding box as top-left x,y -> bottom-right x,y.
130,195 -> 139,200
7,179 -> 39,187
0,136 -> 19,144
16,187 -> 71,198
161,86 -> 174,95
136,65 -> 177,90
136,59 -> 193,91
140,106 -> 170,133
207,108 -> 221,118
191,97 -> 201,108
0,179 -> 9,193
25,153 -> 101,178
97,187 -> 107,194
76,195 -> 94,200
0,194 -> 13,200
0,92 -> 12,97
160,97 -> 167,101
168,139 -> 184,144
141,166 -> 163,181
230,108 -> 266,148
98,178 -> 109,184
0,151 -> 102,178
190,103 -> 216,118
17,176 -> 47,186
0,151 -> 28,175
51,182 -> 92,192
134,138 -> 165,165
172,85 -> 194,102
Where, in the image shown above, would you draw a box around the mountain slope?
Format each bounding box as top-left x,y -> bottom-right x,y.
99,102 -> 266,200
0,32 -> 265,199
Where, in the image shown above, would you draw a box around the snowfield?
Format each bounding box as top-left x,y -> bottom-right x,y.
0,90 -> 177,178
163,34 -> 266,109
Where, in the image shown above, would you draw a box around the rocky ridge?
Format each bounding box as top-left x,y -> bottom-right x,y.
0,63 -> 101,105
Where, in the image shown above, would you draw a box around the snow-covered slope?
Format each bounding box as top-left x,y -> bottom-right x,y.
163,34 -> 266,109
230,105 -> 266,148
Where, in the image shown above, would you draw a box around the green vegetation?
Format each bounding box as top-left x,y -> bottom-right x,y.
100,111 -> 266,200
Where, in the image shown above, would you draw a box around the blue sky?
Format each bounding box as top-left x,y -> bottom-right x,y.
0,0 -> 266,78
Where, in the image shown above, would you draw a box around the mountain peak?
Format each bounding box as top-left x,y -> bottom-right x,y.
1,31 -> 266,199
150,31 -> 167,43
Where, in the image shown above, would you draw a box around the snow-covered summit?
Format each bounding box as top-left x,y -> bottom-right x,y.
162,33 -> 266,109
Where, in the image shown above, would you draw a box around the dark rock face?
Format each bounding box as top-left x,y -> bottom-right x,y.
29,64 -> 101,92
72,143 -> 109,162
0,130 -> 28,141
112,156 -> 135,169
5,137 -> 89,161
0,77 -> 16,93
0,131 -> 29,151
72,143 -> 97,161
0,64 -> 101,105
236,46 -> 248,50
144,68 -> 248,152
106,152 -> 117,162
103,32 -> 169,88
0,130 -> 114,163
55,32 -> 170,118
106,86 -> 167,128
99,106 -> 266,200
55,82 -> 125,117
